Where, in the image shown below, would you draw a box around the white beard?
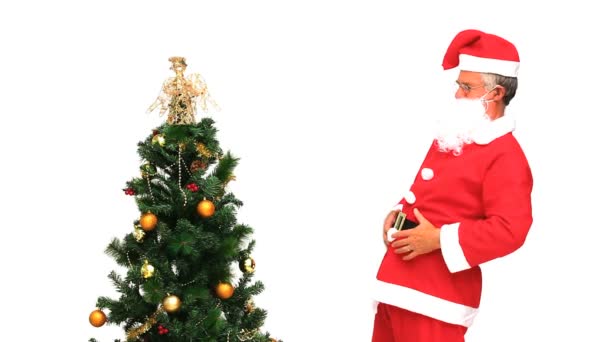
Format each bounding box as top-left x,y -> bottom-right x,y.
434,98 -> 492,156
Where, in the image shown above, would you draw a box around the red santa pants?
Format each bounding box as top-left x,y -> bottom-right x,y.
372,303 -> 467,342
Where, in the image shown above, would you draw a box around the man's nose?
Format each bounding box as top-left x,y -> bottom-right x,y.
455,88 -> 465,99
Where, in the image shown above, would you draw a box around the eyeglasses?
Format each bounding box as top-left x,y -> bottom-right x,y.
455,81 -> 486,94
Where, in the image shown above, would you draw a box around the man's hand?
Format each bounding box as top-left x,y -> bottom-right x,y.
390,208 -> 441,260
383,210 -> 400,246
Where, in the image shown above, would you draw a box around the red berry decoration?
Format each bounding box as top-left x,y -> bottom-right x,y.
123,188 -> 135,195
157,324 -> 169,335
186,183 -> 199,192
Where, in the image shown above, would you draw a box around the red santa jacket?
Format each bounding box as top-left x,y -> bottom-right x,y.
372,116 -> 533,327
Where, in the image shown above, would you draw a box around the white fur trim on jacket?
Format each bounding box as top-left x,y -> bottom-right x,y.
372,279 -> 479,327
440,222 -> 472,273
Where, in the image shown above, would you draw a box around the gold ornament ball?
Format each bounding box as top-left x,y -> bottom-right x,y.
140,163 -> 157,177
152,134 -> 166,147
133,226 -> 146,242
239,257 -> 256,274
245,299 -> 255,313
197,199 -> 215,218
89,309 -> 107,327
163,294 -> 182,313
216,282 -> 234,300
140,212 -> 158,231
141,260 -> 155,279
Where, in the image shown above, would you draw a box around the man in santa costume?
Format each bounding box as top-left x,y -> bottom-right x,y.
371,29 -> 533,341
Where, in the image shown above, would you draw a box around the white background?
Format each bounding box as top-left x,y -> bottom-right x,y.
1,1 -> 607,341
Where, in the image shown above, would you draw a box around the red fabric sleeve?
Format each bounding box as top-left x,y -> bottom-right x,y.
459,142 -> 533,267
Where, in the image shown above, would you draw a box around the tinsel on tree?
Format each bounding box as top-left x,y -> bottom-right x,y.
88,57 -> 280,342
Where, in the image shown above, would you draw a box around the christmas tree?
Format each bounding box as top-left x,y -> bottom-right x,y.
89,57 -> 279,342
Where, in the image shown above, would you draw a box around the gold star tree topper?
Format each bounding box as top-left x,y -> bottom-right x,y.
147,57 -> 220,125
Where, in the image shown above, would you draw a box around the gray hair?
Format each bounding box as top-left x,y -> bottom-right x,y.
481,73 -> 518,106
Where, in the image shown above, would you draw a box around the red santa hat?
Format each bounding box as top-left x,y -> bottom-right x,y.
442,29 -> 520,77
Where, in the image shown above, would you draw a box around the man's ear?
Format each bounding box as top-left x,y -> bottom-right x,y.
490,86 -> 506,102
